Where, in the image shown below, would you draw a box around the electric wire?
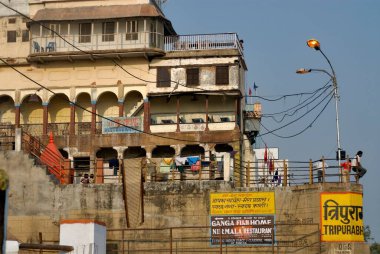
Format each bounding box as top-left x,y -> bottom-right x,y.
261,80 -> 332,117
262,82 -> 332,123
259,93 -> 333,139
0,2 -> 337,146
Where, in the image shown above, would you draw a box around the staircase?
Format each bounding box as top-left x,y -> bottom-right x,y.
126,99 -> 144,117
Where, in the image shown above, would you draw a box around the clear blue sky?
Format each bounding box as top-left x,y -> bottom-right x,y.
164,0 -> 380,242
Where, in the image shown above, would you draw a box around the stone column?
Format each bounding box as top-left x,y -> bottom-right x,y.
69,103 -> 75,135
91,102 -> 96,135
118,100 -> 124,117
15,105 -> 20,128
176,96 -> 180,132
205,95 -> 209,131
143,98 -> 150,133
42,103 -> 48,136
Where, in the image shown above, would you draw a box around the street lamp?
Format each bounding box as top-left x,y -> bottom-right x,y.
297,39 -> 344,166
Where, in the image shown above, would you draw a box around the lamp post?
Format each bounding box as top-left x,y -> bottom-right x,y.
297,39 -> 343,167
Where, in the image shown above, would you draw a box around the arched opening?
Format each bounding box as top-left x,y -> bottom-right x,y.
123,91 -> 144,117
123,147 -> 146,159
180,145 -> 205,157
59,148 -> 69,159
0,95 -> 15,124
48,94 -> 70,136
97,92 -> 118,122
215,144 -> 233,153
75,93 -> 92,123
152,146 -> 175,158
96,147 -> 119,179
20,94 -> 43,124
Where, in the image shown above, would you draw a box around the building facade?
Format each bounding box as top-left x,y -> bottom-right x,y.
0,0 -> 254,184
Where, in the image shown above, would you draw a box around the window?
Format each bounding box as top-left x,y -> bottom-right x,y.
49,24 -> 57,37
102,22 -> 115,42
79,23 -> 91,43
8,18 -> 16,24
157,67 -> 171,87
7,31 -> 16,43
126,20 -> 138,40
150,21 -> 157,46
21,30 -> 29,42
186,68 -> 199,86
216,66 -> 229,85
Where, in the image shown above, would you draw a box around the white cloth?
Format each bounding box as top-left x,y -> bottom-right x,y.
175,157 -> 187,165
313,161 -> 328,170
351,155 -> 361,167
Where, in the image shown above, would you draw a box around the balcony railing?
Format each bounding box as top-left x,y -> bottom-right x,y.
30,32 -> 164,55
164,33 -> 243,55
30,33 -> 243,56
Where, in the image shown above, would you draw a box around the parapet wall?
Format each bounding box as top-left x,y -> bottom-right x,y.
1,151 -> 369,253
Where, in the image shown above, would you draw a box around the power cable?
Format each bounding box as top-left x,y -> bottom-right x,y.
259,93 -> 334,139
0,2 -> 337,147
262,80 -> 332,116
262,82 -> 332,123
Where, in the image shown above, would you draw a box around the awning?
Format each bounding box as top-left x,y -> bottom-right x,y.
32,4 -> 164,21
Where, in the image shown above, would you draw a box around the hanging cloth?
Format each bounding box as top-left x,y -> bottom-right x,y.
163,158 -> 173,165
191,160 -> 201,172
187,156 -> 200,165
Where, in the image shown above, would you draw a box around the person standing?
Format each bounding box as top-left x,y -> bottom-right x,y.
313,159 -> 328,183
351,151 -> 367,180
340,158 -> 351,183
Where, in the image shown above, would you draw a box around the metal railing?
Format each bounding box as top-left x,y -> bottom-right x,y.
107,223 -> 321,253
30,32 -> 165,54
164,33 -> 243,55
30,33 -> 243,55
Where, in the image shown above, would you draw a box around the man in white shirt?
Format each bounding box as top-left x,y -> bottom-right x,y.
352,150 -> 367,180
313,159 -> 328,183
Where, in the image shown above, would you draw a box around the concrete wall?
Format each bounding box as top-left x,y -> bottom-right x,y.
1,151 -> 370,253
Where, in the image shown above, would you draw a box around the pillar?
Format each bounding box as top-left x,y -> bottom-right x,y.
143,98 -> 150,133
69,103 -> 75,135
234,96 -> 239,130
176,96 -> 180,132
118,100 -> 124,117
42,103 -> 48,135
91,102 -> 96,135
15,105 -> 20,128
205,95 -> 209,131
95,158 -> 104,184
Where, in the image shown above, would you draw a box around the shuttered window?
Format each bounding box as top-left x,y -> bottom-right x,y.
187,68 -> 199,86
216,66 -> 229,85
7,31 -> 16,43
157,67 -> 171,87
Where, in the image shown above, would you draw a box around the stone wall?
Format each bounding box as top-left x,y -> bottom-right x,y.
1,151 -> 370,253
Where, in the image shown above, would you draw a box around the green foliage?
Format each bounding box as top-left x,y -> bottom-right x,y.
365,225 -> 374,242
371,243 -> 380,254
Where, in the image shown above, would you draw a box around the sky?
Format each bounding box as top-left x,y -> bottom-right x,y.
163,0 -> 380,242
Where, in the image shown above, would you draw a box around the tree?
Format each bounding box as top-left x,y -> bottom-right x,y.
371,243 -> 380,254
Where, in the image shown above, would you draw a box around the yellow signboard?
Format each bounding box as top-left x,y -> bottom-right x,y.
210,192 -> 275,215
321,192 -> 364,242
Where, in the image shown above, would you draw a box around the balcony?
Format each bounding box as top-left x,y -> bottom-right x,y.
29,32 -> 165,61
164,33 -> 243,55
29,33 -> 243,60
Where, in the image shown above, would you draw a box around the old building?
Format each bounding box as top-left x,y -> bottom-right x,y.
0,0 -> 255,184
